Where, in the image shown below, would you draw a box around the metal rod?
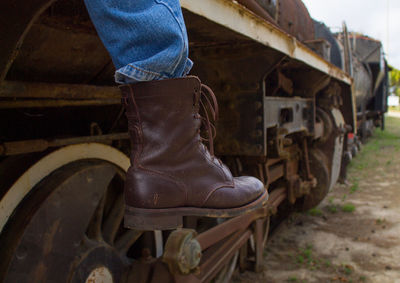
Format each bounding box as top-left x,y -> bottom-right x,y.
196,208 -> 267,251
0,133 -> 129,156
200,230 -> 252,282
0,99 -> 120,108
0,81 -> 119,99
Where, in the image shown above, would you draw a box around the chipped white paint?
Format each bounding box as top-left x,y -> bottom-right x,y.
181,0 -> 352,85
85,266 -> 113,283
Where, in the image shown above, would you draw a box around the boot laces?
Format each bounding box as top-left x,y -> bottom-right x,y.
198,84 -> 222,165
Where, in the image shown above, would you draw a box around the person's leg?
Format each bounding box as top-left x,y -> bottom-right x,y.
84,0 -> 268,231
84,0 -> 193,84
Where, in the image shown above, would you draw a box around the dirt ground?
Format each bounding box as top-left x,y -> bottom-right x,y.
236,114 -> 400,283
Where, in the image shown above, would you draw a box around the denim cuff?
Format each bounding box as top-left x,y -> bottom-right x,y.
115,58 -> 194,84
115,64 -> 168,84
182,58 -> 194,76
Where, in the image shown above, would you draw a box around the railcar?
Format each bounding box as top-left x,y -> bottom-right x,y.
0,0 -> 384,282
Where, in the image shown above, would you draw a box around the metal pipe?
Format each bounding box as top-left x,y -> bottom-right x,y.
0,133 -> 129,156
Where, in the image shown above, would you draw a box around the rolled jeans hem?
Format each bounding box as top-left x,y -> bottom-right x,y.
115,58 -> 194,84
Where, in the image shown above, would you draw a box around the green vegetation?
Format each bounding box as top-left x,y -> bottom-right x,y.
327,205 -> 338,213
348,117 -> 400,174
294,244 -> 322,271
349,182 -> 359,194
390,66 -> 400,97
343,265 -> 353,275
308,208 -> 323,216
342,203 -> 356,213
324,260 -> 331,267
376,218 -> 386,225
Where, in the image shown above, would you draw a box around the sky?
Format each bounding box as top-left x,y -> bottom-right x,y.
302,0 -> 400,69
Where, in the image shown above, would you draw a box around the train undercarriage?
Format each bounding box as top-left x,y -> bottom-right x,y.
0,0 -> 357,282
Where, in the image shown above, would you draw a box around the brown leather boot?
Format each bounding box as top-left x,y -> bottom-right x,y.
120,76 -> 268,230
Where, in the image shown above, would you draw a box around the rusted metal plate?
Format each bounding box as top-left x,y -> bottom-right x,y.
236,0 -> 315,42
0,133 -> 129,156
0,0 -> 56,81
0,81 -> 119,99
276,0 -> 315,42
181,0 -> 352,85
0,81 -> 120,108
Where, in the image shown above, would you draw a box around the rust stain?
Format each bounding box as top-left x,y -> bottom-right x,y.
31,219 -> 60,282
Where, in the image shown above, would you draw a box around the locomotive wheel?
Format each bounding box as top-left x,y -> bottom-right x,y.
296,149 -> 330,211
0,144 -> 163,283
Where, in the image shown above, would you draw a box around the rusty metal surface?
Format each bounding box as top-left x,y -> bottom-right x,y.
163,229 -> 201,275
236,0 -> 277,23
0,133 -> 129,156
235,0 -> 315,42
304,39 -> 332,62
0,153 -> 290,283
255,0 -> 277,18
197,230 -> 252,282
0,0 -> 56,81
181,0 -> 352,85
0,81 -> 119,99
0,160 -> 177,283
276,0 -> 315,41
0,1 -> 355,282
0,99 -> 120,109
7,22 -> 113,84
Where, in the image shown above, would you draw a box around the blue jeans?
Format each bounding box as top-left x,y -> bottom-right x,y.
84,0 -> 193,84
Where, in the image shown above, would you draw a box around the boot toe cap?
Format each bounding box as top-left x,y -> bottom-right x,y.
203,176 -> 265,208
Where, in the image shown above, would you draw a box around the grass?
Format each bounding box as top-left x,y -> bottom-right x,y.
342,203 -> 356,213
308,208 -> 323,216
359,275 -> 367,282
327,205 -> 338,213
294,244 -> 322,271
375,218 -> 386,225
349,182 -> 359,194
388,106 -> 400,112
343,265 -> 353,275
348,116 -> 400,174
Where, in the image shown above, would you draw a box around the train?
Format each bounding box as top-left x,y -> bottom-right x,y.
0,0 -> 388,282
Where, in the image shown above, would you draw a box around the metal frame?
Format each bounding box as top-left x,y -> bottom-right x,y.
181,0 -> 352,85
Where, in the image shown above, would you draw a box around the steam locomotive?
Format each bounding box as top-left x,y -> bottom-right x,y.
0,0 -> 388,282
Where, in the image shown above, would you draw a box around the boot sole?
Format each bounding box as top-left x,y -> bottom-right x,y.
124,190 -> 269,230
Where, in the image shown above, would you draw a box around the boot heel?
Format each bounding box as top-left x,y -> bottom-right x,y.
124,207 -> 183,230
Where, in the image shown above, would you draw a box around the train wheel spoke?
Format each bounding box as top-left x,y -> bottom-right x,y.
86,193 -> 107,241
115,229 -> 143,255
102,193 -> 125,245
